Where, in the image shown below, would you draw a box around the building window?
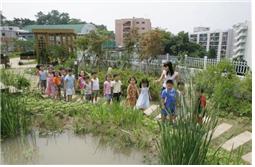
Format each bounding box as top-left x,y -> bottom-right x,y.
142,27 -> 145,30
142,21 -> 145,24
136,22 -> 139,24
9,27 -> 13,30
123,21 -> 131,26
2,33 -> 5,36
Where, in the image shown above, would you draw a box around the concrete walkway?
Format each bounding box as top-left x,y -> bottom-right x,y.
10,57 -> 37,69
221,131 -> 252,151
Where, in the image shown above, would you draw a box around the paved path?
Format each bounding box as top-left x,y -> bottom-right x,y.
144,105 -> 159,116
221,131 -> 252,151
10,57 -> 37,69
209,123 -> 233,140
242,152 -> 252,164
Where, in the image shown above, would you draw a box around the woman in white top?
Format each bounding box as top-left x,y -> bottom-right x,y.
91,72 -> 100,103
155,61 -> 178,91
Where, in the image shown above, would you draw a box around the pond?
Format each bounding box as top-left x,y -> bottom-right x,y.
0,131 -> 145,165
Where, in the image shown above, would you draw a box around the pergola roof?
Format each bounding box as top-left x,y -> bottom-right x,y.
23,24 -> 96,34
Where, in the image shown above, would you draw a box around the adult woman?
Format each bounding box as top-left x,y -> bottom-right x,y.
155,61 -> 179,91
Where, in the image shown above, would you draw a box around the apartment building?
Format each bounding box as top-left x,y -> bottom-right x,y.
0,26 -> 28,52
232,21 -> 251,68
115,17 -> 151,47
189,27 -> 234,60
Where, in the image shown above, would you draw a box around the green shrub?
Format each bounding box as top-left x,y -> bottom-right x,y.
194,60 -> 252,116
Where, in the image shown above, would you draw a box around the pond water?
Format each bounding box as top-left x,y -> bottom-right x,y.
0,131 -> 145,165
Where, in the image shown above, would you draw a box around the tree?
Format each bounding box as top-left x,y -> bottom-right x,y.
86,30 -> 109,65
1,14 -> 6,25
123,27 -> 140,56
164,31 -> 207,58
75,35 -> 89,52
68,18 -> 85,24
14,39 -> 34,52
139,28 -> 170,60
46,45 -> 68,63
208,48 -> 217,59
35,10 -> 70,25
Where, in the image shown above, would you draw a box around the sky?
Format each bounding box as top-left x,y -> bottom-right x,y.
1,0 -> 251,34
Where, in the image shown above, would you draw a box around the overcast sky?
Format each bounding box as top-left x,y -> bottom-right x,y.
1,0 -> 251,34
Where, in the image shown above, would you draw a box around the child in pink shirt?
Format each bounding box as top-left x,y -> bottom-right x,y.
104,74 -> 112,104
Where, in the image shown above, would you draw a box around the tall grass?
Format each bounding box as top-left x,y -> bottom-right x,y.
1,93 -> 31,138
0,69 -> 30,89
157,77 -> 218,165
89,102 -> 144,129
157,112 -> 218,164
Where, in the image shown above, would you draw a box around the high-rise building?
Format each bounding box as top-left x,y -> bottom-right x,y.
115,17 -> 151,47
189,27 -> 234,60
232,21 -> 251,68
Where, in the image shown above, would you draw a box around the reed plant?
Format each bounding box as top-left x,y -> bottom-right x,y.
1,93 -> 31,138
157,78 -> 218,165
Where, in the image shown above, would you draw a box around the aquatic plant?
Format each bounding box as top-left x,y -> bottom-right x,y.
1,93 -> 31,138
157,78 -> 218,165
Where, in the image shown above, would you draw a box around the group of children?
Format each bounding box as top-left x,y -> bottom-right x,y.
37,63 -> 206,124
37,65 -> 75,101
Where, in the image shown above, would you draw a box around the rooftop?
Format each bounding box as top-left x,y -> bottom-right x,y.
23,23 -> 96,34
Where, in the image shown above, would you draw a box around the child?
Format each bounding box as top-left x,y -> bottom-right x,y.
91,72 -> 100,103
176,81 -> 186,116
78,71 -> 85,100
36,64 -> 41,89
84,75 -> 92,102
111,74 -> 122,102
136,79 -> 151,110
45,68 -> 55,98
160,79 -> 177,123
126,76 -> 139,108
53,71 -> 62,100
60,68 -> 67,100
194,88 -> 206,124
38,65 -> 47,94
104,74 -> 112,104
64,68 -> 75,102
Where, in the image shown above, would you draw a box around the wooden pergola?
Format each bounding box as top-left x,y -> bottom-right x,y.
32,29 -> 76,64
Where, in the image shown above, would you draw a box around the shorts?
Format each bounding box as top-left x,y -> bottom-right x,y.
113,92 -> 121,102
66,88 -> 74,96
105,94 -> 112,101
92,90 -> 99,97
161,108 -> 176,117
40,80 -> 47,88
85,94 -> 92,101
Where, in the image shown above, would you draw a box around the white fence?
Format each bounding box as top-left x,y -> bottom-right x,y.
79,54 -> 250,76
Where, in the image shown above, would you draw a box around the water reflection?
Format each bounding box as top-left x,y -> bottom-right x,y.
1,131 -> 144,165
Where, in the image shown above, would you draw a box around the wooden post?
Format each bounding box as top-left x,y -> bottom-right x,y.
35,33 -> 40,63
54,34 -> 57,45
60,35 -> 63,46
70,34 -> 74,53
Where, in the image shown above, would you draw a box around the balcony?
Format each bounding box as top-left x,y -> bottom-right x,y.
235,31 -> 247,41
236,26 -> 248,34
234,45 -> 245,54
234,38 -> 246,47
